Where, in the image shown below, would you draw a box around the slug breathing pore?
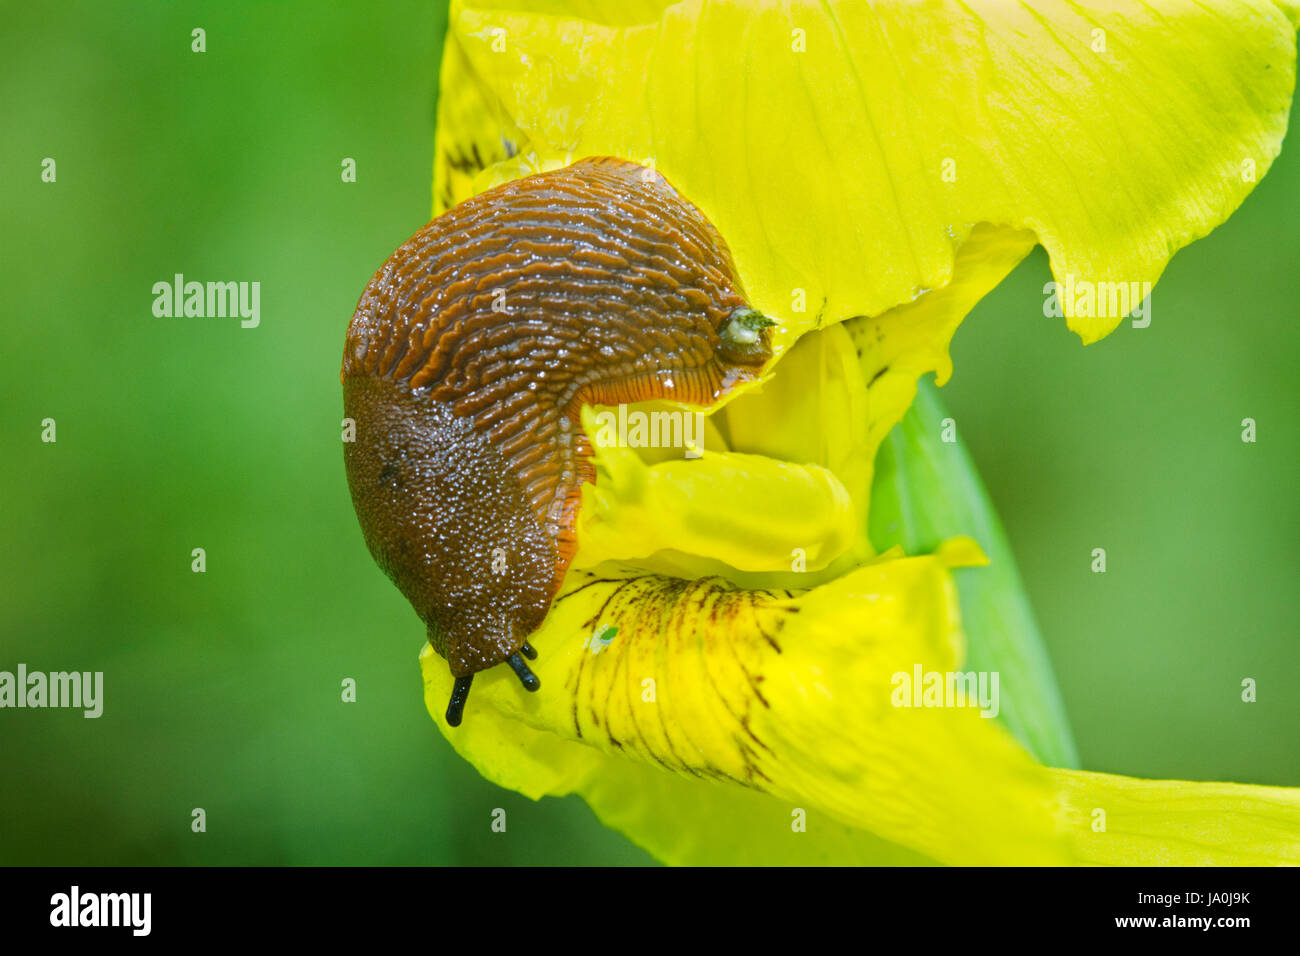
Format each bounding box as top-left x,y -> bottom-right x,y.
341,156 -> 774,725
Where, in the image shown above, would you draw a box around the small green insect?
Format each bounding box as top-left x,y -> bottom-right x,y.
587,625 -> 618,655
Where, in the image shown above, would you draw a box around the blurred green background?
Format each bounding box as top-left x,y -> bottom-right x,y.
1,0 -> 1295,865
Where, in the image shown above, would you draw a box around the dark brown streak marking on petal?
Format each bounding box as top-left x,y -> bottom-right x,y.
558,574 -> 644,603
754,617 -> 783,654
581,577 -> 654,630
704,593 -> 773,754
738,657 -> 772,710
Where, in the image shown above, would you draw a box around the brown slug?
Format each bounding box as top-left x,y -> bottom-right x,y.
341,156 -> 774,725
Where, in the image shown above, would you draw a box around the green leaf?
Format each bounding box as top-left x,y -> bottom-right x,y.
870,376 -> 1079,768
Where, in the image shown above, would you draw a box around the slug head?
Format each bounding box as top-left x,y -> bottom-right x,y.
342,376 -> 558,679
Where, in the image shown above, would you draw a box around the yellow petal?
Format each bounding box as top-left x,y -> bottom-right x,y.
437,0 -> 1297,346
571,326 -> 872,586
419,0 -> 1300,865
423,587 -> 1300,866
1056,769 -> 1300,865
574,420 -> 861,577
423,543 -> 1081,866
427,671 -> 938,864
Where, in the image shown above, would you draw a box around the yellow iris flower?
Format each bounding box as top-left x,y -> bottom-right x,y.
418,0 -> 1300,865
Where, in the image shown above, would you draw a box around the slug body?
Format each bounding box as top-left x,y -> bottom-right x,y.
342,157 -> 772,723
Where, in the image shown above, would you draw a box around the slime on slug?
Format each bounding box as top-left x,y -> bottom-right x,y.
341,157 -> 775,725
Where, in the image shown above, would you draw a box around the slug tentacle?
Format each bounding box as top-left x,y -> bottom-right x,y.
342,157 -> 773,721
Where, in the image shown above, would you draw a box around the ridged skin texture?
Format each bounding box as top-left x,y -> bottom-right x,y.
342,157 -> 771,678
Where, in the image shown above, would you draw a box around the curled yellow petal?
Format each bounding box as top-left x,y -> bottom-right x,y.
422,562 -> 1300,865
575,430 -> 860,576
437,0 -> 1298,346
424,543 -> 1081,866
